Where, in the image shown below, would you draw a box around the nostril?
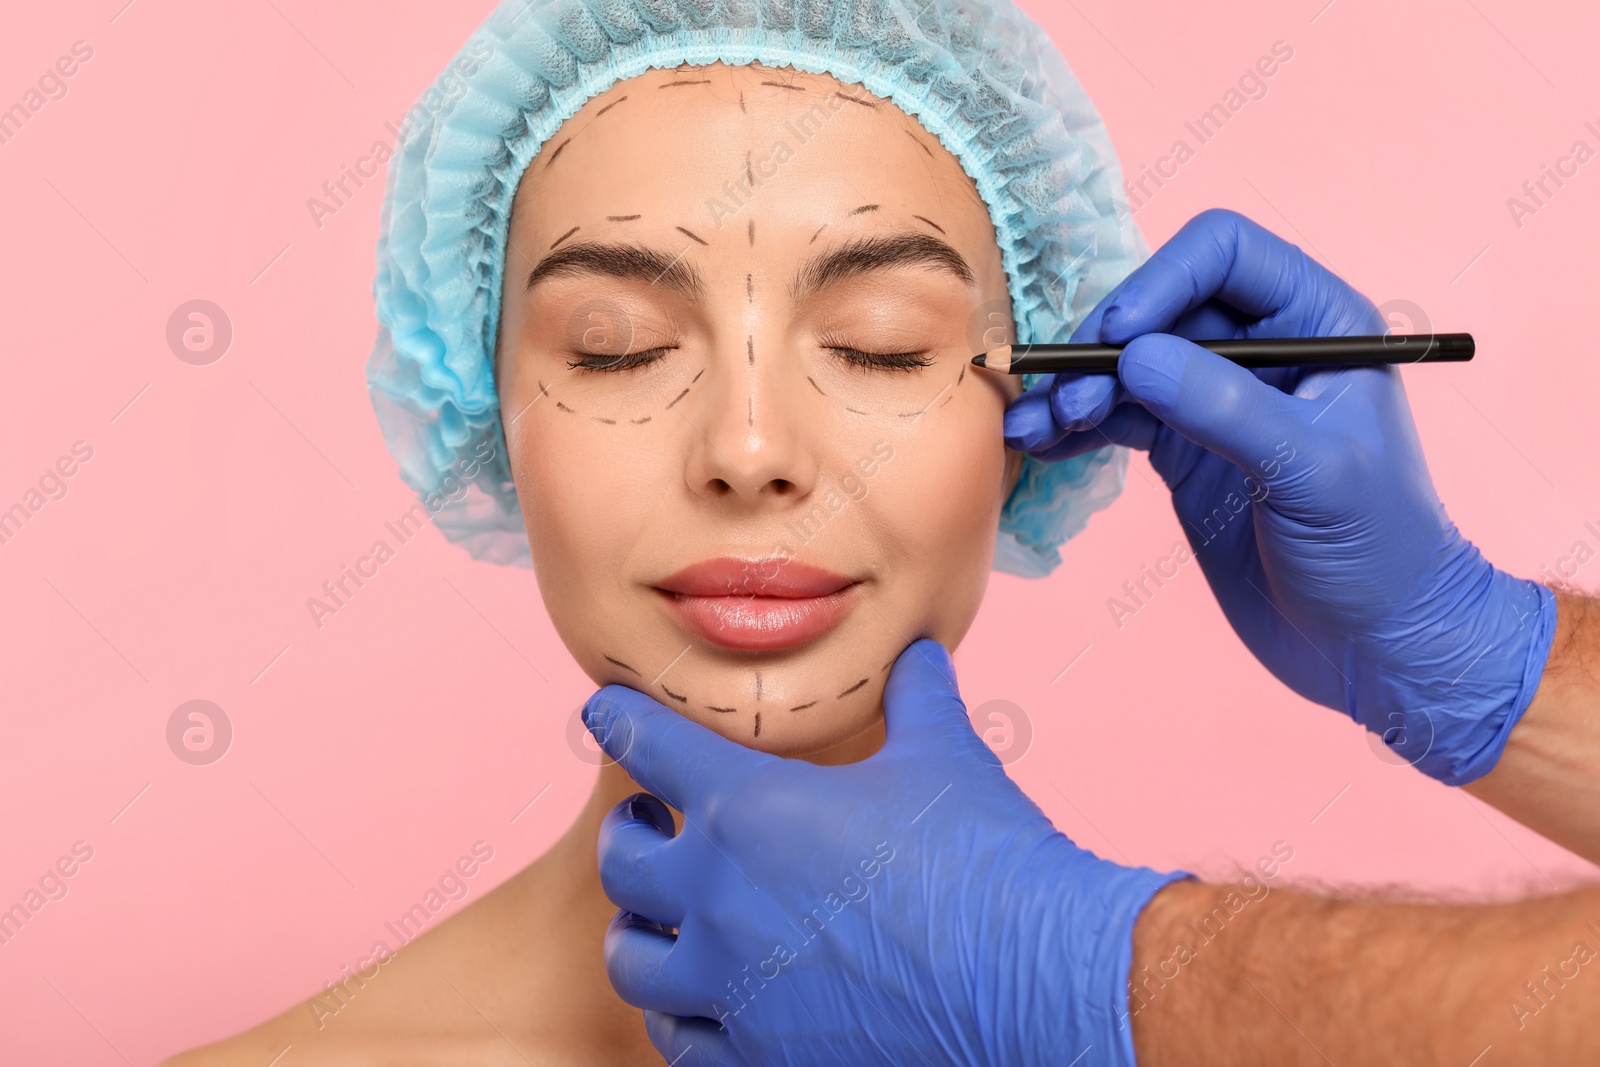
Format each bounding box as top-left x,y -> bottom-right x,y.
770,478 -> 794,495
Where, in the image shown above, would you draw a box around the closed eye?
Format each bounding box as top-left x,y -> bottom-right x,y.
829,346 -> 935,372
566,346 -> 676,373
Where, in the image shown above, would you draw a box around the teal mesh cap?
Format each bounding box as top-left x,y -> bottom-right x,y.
366,0 -> 1145,578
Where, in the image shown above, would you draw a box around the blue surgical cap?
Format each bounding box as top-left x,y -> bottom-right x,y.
366,0 -> 1145,578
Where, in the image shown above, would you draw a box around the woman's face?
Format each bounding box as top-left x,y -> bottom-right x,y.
497,62 -> 1024,758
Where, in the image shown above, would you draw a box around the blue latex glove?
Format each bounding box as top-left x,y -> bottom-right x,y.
1004,208 -> 1557,786
584,640 -> 1188,1067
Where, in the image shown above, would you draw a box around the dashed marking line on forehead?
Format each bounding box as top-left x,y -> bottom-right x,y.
607,214 -> 642,222
746,151 -> 755,188
545,138 -> 572,169
849,204 -> 881,217
833,91 -> 877,109
837,677 -> 870,698
807,376 -> 825,395
747,273 -> 754,302
739,91 -> 746,113
595,96 -> 628,117
661,79 -> 712,89
676,226 -> 709,246
760,80 -> 806,93
550,225 -> 581,249
748,219 -> 755,247
748,396 -> 754,427
912,215 -> 947,235
747,337 -> 754,365
604,654 -> 641,676
905,129 -> 934,158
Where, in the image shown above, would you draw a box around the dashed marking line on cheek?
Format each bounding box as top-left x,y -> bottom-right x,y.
912,214 -> 947,235
844,406 -> 869,416
550,225 -> 581,249
661,684 -> 688,703
630,415 -> 653,425
807,376 -> 826,396
746,151 -> 755,188
881,658 -> 895,673
753,710 -> 762,737
788,701 -> 817,713
556,400 -> 578,414
692,367 -> 706,383
957,365 -> 965,386
836,677 -> 870,698
675,226 -> 709,246
739,91 -> 746,113
604,655 -> 641,677
595,96 -> 628,117
592,415 -> 617,424
665,388 -> 691,409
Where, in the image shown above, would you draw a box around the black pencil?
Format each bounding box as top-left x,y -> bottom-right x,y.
971,333 -> 1475,374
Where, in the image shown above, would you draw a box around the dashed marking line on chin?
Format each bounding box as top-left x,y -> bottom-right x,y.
753,710 -> 762,737
706,705 -> 737,714
789,701 -> 818,712
604,655 -> 640,677
836,677 -> 869,699
661,684 -> 688,703
807,376 -> 825,396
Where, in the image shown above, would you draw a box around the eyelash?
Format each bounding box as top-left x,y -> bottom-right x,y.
566,346 -> 676,373
828,346 -> 935,373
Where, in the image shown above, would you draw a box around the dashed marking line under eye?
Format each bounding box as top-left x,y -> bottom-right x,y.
807,376 -> 825,396
747,337 -> 754,365
556,400 -> 577,414
665,388 -> 690,409
591,416 -> 617,424
957,365 -> 965,385
844,406 -> 868,416
630,415 -> 653,425
692,367 -> 706,383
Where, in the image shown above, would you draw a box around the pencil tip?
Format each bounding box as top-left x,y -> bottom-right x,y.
971,353 -> 987,367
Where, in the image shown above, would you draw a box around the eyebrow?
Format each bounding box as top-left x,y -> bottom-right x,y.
790,232 -> 976,301
525,241 -> 705,300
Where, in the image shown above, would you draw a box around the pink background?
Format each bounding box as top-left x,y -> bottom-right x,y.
4,0 -> 1597,1061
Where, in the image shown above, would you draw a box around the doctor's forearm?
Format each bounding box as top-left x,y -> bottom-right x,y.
1128,878 -> 1600,1065
1466,589 -> 1600,863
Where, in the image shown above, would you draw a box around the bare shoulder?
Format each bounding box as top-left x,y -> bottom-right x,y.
159,851 -> 662,1066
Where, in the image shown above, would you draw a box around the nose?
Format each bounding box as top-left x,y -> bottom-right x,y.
682,336 -> 819,506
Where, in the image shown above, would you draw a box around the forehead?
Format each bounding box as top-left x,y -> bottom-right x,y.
513,63 -> 993,247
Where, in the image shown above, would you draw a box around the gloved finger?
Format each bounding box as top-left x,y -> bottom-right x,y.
598,793 -> 685,929
1023,402 -> 1164,463
1002,379 -> 1071,453
1116,333 -> 1307,475
603,910 -> 705,1017
584,684 -> 770,813
997,292 -> 1117,452
644,1010 -> 736,1066
1098,208 -> 1366,342
877,639 -> 985,761
1047,372 -> 1124,435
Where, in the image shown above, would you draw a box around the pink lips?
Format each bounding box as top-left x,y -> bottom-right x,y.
654,558 -> 860,651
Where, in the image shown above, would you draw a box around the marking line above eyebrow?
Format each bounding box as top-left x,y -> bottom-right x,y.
676,226 -> 709,246
790,232 -> 977,301
912,214 -> 947,235
525,241 -> 706,301
550,225 -> 580,249
606,214 -> 642,221
849,204 -> 881,216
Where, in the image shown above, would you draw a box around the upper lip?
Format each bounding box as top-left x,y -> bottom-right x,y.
654,558 -> 857,598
